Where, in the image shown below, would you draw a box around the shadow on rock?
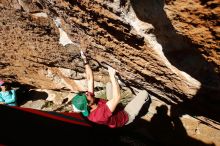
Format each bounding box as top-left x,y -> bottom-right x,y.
126,105 -> 215,146
11,82 -> 48,106
130,0 -> 220,124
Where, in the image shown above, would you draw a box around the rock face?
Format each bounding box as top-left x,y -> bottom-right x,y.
0,0 -> 219,145
0,0 -> 219,102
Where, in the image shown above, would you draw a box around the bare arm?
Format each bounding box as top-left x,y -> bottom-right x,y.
85,64 -> 94,93
81,50 -> 94,93
106,66 -> 121,112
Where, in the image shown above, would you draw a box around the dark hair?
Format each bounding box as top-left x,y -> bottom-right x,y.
1,83 -> 12,91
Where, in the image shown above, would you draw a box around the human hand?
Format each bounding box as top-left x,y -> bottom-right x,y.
54,17 -> 62,28
0,102 -> 5,105
108,66 -> 116,77
80,50 -> 88,64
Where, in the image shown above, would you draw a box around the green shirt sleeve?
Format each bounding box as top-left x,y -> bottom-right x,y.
0,92 -> 4,102
4,90 -> 16,104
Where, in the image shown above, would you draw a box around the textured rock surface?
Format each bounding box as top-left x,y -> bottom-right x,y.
0,0 -> 219,145
143,96 -> 220,146
0,0 -> 219,102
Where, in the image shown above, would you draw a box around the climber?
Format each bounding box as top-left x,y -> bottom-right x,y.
0,80 -> 17,106
71,50 -> 150,128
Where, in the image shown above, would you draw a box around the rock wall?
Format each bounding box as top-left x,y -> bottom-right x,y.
1,0 -> 219,103
0,0 -> 220,145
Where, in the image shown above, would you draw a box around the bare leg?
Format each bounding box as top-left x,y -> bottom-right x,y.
106,66 -> 121,112
124,90 -> 150,125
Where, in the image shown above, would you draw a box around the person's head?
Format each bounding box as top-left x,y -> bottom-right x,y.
85,91 -> 95,106
0,80 -> 10,92
72,92 -> 89,117
0,80 -> 5,86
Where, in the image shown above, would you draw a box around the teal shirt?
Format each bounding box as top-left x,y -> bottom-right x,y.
0,90 -> 17,106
